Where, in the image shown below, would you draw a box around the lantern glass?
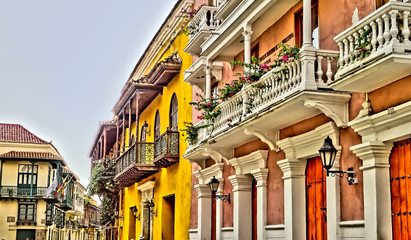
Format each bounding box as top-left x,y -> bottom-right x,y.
318,136 -> 337,170
208,176 -> 220,194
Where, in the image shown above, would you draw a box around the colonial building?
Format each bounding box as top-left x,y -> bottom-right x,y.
89,0 -> 193,239
181,0 -> 411,239
0,123 -> 83,240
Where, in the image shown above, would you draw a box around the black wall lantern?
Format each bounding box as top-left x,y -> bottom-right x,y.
149,200 -> 157,217
130,206 -> 140,220
319,136 -> 358,185
208,176 -> 230,203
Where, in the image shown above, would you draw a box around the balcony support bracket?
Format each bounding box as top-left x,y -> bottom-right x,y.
304,92 -> 351,128
244,128 -> 280,151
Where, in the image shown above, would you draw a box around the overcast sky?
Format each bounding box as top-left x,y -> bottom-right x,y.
0,0 -> 178,188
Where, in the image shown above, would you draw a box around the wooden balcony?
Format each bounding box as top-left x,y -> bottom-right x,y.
332,1 -> 411,92
0,185 -> 50,198
154,129 -> 180,168
115,143 -> 159,187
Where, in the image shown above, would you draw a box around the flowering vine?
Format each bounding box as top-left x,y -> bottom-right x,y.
175,7 -> 197,36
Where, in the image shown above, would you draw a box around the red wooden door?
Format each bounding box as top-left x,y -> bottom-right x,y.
306,156 -> 327,240
390,138 -> 411,239
252,179 -> 257,240
212,194 -> 216,240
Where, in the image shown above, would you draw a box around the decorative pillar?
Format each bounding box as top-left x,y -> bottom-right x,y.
277,159 -> 306,240
138,201 -> 150,240
351,141 -> 393,240
302,0 -> 312,47
229,174 -> 253,240
116,119 -> 120,158
300,0 -> 317,90
251,169 -> 269,240
243,24 -> 253,71
195,184 -> 212,240
205,65 -> 212,100
326,148 -> 341,240
216,178 -> 224,240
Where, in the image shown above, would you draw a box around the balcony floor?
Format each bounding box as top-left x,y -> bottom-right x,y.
115,164 -> 159,187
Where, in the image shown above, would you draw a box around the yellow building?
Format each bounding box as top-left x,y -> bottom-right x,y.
89,1 -> 193,239
0,123 -> 82,240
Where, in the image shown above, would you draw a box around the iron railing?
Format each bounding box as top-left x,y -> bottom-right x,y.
154,129 -> 179,160
0,185 -> 49,197
115,142 -> 155,175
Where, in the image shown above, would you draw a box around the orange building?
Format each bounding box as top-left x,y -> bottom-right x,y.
182,0 -> 411,239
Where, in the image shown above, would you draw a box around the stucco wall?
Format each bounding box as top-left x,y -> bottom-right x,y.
119,29 -> 192,240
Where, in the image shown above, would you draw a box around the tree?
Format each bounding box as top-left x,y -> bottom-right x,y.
88,158 -> 119,225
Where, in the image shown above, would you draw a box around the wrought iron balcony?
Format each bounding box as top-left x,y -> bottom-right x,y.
185,48 -> 352,158
332,1 -> 411,92
154,129 -> 180,168
0,185 -> 50,198
184,6 -> 220,55
115,143 -> 160,187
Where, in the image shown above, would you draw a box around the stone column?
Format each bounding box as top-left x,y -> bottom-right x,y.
326,149 -> 341,240
251,169 -> 269,240
278,158 -> 306,240
205,65 -> 212,100
302,0 -> 312,47
195,184 -> 212,240
351,141 -> 393,240
243,24 -> 253,71
300,0 -> 317,90
229,174 -> 253,240
216,178 -> 224,240
138,201 -> 150,240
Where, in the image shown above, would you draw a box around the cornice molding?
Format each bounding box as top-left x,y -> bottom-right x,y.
228,150 -> 268,175
194,163 -> 224,185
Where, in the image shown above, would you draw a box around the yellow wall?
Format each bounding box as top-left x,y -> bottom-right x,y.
119,29 -> 193,240
1,161 -> 53,187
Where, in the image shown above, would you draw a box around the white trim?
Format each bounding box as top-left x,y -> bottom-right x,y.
228,150 -> 268,175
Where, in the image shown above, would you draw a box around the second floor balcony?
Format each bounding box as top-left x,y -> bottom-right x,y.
332,1 -> 411,92
184,6 -> 220,55
0,185 -> 50,198
115,142 -> 160,187
154,129 -> 180,168
184,48 -> 352,163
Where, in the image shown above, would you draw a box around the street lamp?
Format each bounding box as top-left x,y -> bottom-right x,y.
318,136 -> 358,185
208,176 -> 230,203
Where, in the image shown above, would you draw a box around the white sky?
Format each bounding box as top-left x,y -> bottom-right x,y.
0,0 -> 178,188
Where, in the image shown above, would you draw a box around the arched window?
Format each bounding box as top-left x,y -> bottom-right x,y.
154,111 -> 161,141
169,94 -> 178,131
141,121 -> 148,142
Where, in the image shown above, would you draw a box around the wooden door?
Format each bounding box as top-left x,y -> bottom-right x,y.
306,156 -> 327,240
252,179 -> 257,240
390,138 -> 411,239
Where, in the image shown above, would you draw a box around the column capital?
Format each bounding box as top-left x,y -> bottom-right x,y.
228,174 -> 253,191
194,184 -> 212,198
350,141 -> 393,170
251,168 -> 269,187
277,158 -> 306,179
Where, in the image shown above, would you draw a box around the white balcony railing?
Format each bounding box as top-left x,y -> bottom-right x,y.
188,49 -> 339,150
334,1 -> 411,81
185,6 -> 220,55
187,6 -> 220,40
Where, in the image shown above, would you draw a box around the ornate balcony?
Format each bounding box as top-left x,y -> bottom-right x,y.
154,129 -> 180,168
115,143 -> 159,187
184,49 -> 352,163
332,1 -> 411,92
59,196 -> 73,211
184,6 -> 220,55
0,185 -> 49,198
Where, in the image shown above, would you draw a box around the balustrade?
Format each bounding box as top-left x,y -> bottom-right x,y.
115,142 -> 155,176
0,185 -> 49,197
335,1 -> 411,77
188,48 -> 338,148
154,129 -> 179,167
187,6 -> 220,40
